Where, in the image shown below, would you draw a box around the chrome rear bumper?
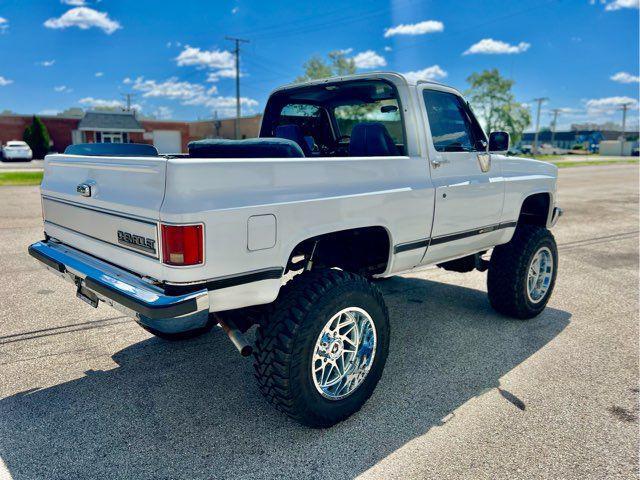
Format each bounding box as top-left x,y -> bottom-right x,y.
28,240 -> 209,329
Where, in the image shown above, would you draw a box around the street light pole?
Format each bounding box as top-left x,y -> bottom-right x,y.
550,108 -> 561,147
532,97 -> 548,155
226,36 -> 249,140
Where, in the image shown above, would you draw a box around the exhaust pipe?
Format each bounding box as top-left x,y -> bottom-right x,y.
216,316 -> 253,357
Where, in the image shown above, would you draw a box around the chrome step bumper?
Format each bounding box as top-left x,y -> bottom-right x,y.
28,240 -> 209,326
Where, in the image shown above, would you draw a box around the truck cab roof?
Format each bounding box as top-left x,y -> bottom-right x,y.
271,71 -> 461,95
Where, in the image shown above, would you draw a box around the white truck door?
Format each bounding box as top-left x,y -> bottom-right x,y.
418,85 -> 505,264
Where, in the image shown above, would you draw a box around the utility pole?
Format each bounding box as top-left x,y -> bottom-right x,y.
213,110 -> 222,138
226,36 -> 249,139
550,108 -> 561,147
532,97 -> 548,155
121,93 -> 136,112
619,103 -> 631,156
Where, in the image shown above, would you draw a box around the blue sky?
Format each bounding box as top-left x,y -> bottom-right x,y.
0,0 -> 638,130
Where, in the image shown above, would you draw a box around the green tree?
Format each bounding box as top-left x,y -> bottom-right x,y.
23,115 -> 51,159
296,50 -> 356,83
465,69 -> 530,145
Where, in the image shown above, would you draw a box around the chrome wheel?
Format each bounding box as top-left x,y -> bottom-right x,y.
527,246 -> 553,304
311,307 -> 377,400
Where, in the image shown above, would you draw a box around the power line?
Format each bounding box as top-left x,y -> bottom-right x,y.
226,36 -> 250,139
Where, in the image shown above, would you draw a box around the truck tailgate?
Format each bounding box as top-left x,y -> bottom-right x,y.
40,154 -> 167,277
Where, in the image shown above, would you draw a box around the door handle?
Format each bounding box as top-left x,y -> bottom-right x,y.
431,157 -> 450,168
477,153 -> 491,172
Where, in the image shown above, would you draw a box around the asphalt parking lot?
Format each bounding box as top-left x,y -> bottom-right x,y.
0,164 -> 638,479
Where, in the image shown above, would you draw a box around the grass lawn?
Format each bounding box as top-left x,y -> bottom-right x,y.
552,159 -> 639,168
0,171 -> 43,186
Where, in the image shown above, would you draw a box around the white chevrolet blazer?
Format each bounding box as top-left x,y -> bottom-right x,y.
29,72 -> 562,427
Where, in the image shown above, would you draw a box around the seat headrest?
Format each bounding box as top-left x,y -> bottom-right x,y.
274,124 -> 312,156
348,122 -> 399,157
188,138 -> 304,158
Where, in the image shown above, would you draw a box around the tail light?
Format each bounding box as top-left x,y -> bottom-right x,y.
161,224 -> 204,266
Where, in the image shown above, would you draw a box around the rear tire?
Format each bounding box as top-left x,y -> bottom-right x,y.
487,225 -> 558,319
253,269 -> 390,428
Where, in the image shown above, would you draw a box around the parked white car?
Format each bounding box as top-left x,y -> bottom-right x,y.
1,140 -> 33,161
29,72 -> 562,427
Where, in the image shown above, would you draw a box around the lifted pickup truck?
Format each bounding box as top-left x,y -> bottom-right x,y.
29,72 -> 561,427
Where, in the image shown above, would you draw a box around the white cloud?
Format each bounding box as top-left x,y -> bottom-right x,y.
95,71 -> 104,77
39,109 -> 61,116
184,95 -> 258,111
464,38 -> 530,55
129,75 -> 258,115
403,65 -> 447,83
0,17 -> 8,33
38,60 -> 56,67
54,85 -> 73,92
44,7 -> 122,34
231,6 -> 239,14
176,45 -> 235,69
61,0 -> 86,5
611,71 -> 640,83
0,76 -> 13,86
206,69 -> 239,82
384,46 -> 392,52
123,77 -> 132,84
605,0 -> 639,10
79,97 -> 143,111
585,96 -> 638,114
153,106 -> 173,119
384,20 -> 443,38
79,97 -> 122,108
132,76 -> 212,100
352,50 -> 387,69
176,45 -> 242,83
336,48 -> 353,55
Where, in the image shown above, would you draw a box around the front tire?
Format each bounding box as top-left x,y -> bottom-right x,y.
253,269 -> 390,428
487,225 -> 558,319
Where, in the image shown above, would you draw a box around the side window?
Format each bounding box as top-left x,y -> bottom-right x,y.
423,90 -> 482,152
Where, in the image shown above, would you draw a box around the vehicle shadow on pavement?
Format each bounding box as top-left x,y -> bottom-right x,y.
0,277 -> 571,480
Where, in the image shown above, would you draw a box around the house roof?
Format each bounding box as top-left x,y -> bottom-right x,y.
78,111 -> 145,132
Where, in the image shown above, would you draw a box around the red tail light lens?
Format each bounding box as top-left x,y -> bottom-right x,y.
161,224 -> 204,266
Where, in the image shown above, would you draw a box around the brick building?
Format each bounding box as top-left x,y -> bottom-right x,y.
0,111 -> 263,157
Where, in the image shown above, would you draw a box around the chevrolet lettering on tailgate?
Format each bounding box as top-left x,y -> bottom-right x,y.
117,230 -> 156,254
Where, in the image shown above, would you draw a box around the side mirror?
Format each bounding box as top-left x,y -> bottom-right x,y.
489,131 -> 509,152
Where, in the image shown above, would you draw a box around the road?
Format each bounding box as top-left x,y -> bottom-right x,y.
0,165 -> 638,479
0,160 -> 43,171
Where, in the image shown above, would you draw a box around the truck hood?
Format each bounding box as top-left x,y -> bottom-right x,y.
501,155 -> 558,178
